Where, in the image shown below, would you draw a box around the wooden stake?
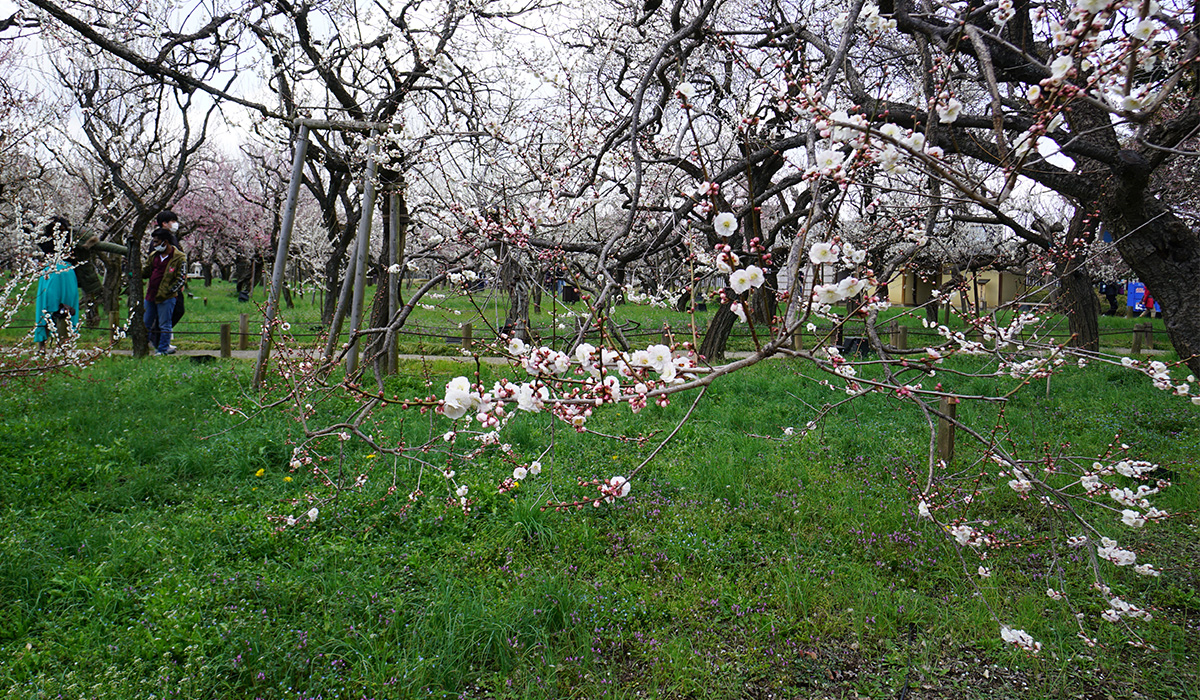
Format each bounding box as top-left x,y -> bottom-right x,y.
937,396 -> 960,464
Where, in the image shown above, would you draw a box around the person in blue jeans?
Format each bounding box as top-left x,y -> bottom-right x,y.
141,228 -> 186,355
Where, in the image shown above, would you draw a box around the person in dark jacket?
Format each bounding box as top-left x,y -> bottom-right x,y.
148,211 -> 187,349
141,228 -> 187,355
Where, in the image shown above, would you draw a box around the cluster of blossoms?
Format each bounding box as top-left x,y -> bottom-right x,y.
910,432 -> 1180,654
807,240 -> 877,310
1000,626 -> 1042,653
435,338 -> 704,492
833,3 -> 896,35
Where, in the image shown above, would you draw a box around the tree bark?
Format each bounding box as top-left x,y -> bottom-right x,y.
500,243 -> 531,340
1103,159 -> 1200,374
699,300 -> 737,360
1054,211 -> 1101,352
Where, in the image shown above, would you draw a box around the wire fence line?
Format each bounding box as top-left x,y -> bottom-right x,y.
7,315 -> 1165,353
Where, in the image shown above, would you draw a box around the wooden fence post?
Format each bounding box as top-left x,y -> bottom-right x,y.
220,324 -> 232,358
661,323 -> 671,346
792,327 -> 804,352
238,313 -> 249,350
937,396 -> 960,464
460,322 -> 473,349
1131,323 -> 1146,356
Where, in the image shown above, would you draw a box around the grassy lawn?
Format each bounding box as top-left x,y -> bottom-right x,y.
0,351 -> 1196,698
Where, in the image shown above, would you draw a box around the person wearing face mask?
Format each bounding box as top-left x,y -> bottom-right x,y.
148,210 -> 187,350
141,227 -> 187,355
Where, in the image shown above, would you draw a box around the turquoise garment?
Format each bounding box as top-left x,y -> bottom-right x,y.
34,261 -> 79,343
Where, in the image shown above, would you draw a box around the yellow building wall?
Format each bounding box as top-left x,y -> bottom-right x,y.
885,268 -> 1023,309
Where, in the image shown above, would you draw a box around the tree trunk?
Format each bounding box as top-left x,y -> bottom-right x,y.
699,301 -> 737,360
752,267 -> 778,324
1055,211 -> 1100,352
1104,172 -> 1200,375
128,238 -> 149,358
500,243 -> 530,340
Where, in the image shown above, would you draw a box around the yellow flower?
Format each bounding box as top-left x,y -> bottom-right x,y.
255,468 -> 265,477
366,453 -> 377,459
284,476 -> 293,482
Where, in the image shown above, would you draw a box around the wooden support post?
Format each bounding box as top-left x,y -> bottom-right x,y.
1131,323 -> 1146,356
460,322 -> 473,350
661,323 -> 671,345
239,313 -> 250,350
220,324 -> 232,358
792,327 -> 804,351
1124,305 -> 1134,319
1144,323 -> 1154,350
937,396 -> 960,464
897,325 -> 908,350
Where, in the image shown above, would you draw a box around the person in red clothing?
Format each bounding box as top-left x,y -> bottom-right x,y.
1139,288 -> 1156,319
141,228 -> 187,355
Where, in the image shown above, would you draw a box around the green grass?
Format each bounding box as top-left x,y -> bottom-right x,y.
0,352 -> 1196,698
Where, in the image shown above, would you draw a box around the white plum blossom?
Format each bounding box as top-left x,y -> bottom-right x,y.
1050,55 -> 1073,82
507,337 -> 528,356
714,212 -> 738,237
741,265 -> 766,291
529,461 -> 542,476
1104,596 -> 1152,622
306,507 -> 319,522
676,82 -> 696,100
835,276 -> 868,299
814,149 -> 844,174
1134,563 -> 1161,577
513,466 -> 528,480
938,98 -> 963,124
456,484 -> 469,498
646,344 -> 673,371
515,383 -> 549,412
575,342 -> 596,366
730,301 -> 748,323
1132,18 -> 1157,41
813,284 -> 844,306
442,376 -> 481,420
878,123 -> 903,140
809,241 -> 840,265
605,475 -> 632,501
1000,626 -> 1042,653
1121,509 -> 1147,528
859,3 -> 896,32
729,269 -> 752,294
1097,537 -> 1137,566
